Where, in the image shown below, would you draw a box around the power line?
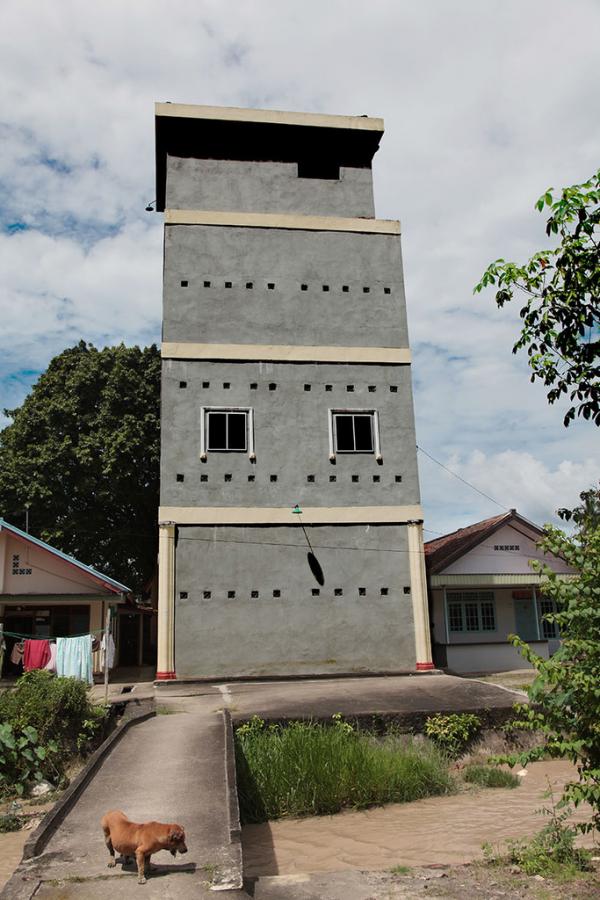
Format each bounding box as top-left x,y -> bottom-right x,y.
417,445 -> 509,511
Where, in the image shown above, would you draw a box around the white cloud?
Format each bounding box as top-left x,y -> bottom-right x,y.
0,0 -> 598,532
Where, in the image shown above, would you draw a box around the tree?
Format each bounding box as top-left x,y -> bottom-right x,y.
504,489 -> 600,833
474,169 -> 600,426
0,342 -> 160,593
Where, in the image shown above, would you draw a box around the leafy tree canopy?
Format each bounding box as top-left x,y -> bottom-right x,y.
0,342 -> 160,594
502,487 -> 600,832
475,169 -> 600,426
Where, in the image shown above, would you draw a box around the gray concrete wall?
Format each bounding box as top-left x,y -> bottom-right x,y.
160,361 -> 419,509
162,226 -> 408,348
165,157 -> 375,217
174,524 -> 416,677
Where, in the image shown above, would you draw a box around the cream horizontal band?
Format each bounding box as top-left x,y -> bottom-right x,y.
161,342 -> 410,364
430,573 -> 577,588
159,505 -> 423,526
155,102 -> 383,133
165,209 -> 400,235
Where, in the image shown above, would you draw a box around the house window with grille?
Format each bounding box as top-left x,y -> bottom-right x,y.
539,597 -> 559,639
328,409 -> 382,460
447,591 -> 496,633
200,407 -> 255,460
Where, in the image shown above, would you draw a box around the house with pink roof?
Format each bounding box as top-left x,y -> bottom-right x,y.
0,518 -> 129,678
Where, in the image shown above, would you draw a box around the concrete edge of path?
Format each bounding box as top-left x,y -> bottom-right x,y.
20,699 -> 156,864
212,709 -> 244,893
155,670 -> 442,688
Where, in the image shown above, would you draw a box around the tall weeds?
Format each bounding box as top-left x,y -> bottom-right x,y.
235,716 -> 454,824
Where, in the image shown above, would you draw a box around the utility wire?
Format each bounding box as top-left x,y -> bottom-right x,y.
417,445 -> 510,512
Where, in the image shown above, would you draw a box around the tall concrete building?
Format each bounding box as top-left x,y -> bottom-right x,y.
154,103 -> 433,680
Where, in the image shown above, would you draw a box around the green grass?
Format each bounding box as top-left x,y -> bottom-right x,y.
0,813 -> 23,832
463,765 -> 520,789
235,716 -> 455,824
390,864 -> 411,875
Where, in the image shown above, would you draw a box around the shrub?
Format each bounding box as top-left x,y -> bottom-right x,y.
0,813 -> 23,832
424,713 -> 481,758
235,715 -> 455,824
0,670 -> 106,754
483,795 -> 593,879
463,764 -> 520,789
0,722 -> 60,798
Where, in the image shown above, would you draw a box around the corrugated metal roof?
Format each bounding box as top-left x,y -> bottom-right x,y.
0,518 -> 130,595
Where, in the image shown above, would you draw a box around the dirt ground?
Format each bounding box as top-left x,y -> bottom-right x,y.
242,760 -> 598,877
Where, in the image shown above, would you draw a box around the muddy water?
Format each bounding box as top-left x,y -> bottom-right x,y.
242,760 -> 595,876
0,830 -> 28,890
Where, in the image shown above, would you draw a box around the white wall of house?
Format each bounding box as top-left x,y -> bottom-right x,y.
442,524 -> 574,576
446,641 -> 549,673
0,532 -> 103,595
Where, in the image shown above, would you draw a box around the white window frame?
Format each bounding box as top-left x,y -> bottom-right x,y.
446,591 -> 497,634
200,407 -> 255,460
538,597 -> 559,640
328,409 -> 382,461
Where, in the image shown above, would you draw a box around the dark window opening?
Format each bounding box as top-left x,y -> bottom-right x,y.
297,160 -> 340,180
204,280 -> 211,288
384,287 -> 391,294
325,384 -> 332,392
179,381 -> 187,388
179,591 -> 188,599
176,473 -> 184,482
342,285 -> 349,293
246,282 -> 253,289
273,589 -> 281,598
334,588 -> 343,596
228,591 -> 236,599
203,591 -> 211,599
333,413 -> 375,453
358,587 -> 366,596
301,284 -> 308,291
180,280 -> 188,287
207,410 -> 248,452
267,282 -> 275,290
225,281 -> 232,289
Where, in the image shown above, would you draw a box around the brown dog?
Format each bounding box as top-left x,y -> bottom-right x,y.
101,809 -> 188,884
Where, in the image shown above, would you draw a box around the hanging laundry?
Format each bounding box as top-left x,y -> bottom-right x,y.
56,635 -> 93,685
10,641 -> 24,666
44,643 -> 57,673
100,632 -> 116,670
24,639 -> 51,671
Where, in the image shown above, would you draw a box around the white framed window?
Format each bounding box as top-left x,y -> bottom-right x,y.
446,591 -> 496,633
539,597 -> 559,639
200,407 -> 255,460
328,409 -> 382,460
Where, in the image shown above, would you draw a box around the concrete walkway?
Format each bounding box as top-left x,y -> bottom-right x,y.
2,674 -> 523,899
3,693 -> 246,899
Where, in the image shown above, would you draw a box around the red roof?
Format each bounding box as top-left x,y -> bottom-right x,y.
424,510 -> 543,574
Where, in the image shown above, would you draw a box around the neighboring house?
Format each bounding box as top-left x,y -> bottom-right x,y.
425,509 -> 576,674
153,102 -> 433,679
0,518 -> 130,677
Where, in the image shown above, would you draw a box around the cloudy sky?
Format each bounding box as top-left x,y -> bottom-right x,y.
0,0 -> 598,536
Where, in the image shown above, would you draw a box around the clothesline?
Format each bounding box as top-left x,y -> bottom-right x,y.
0,625 -> 109,640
